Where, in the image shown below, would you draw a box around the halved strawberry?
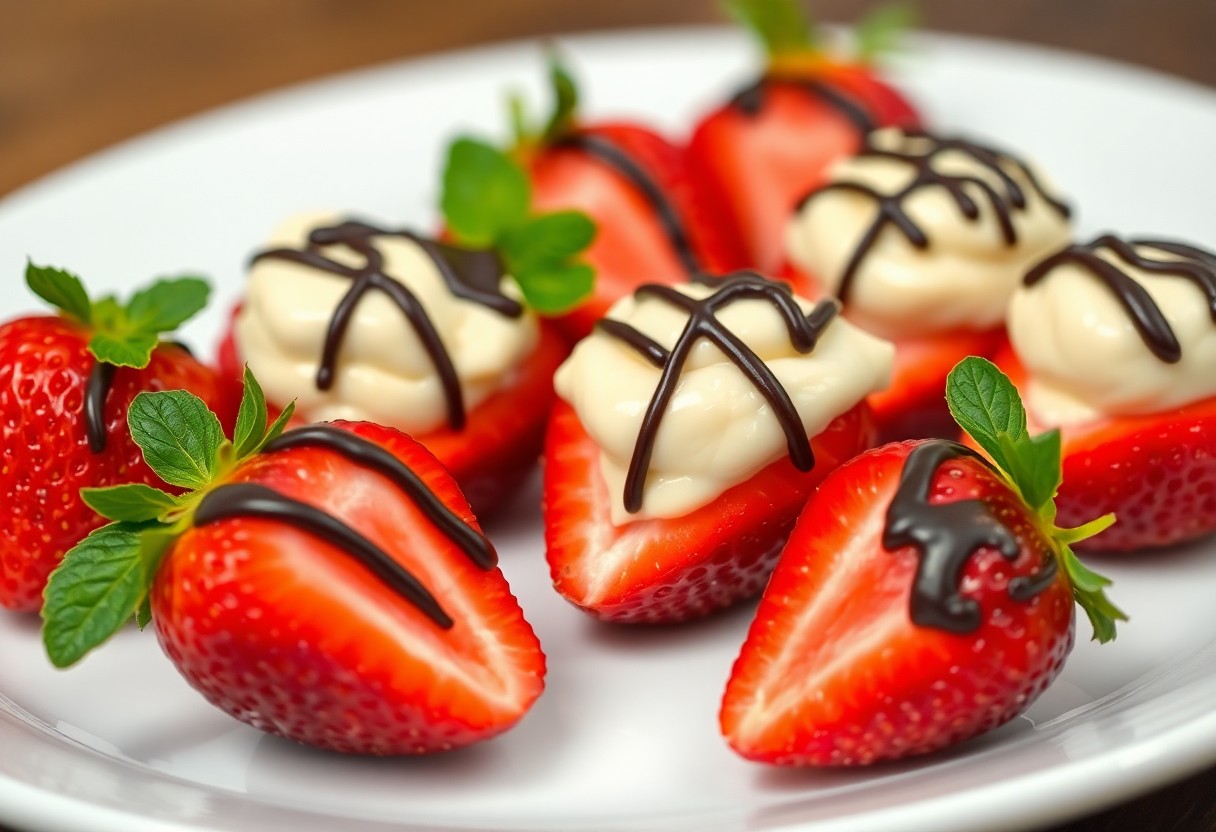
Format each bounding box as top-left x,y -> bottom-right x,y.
687,0 -> 921,273
722,357 -> 1123,765
543,399 -> 873,623
992,345 -> 1216,552
43,371 -> 545,755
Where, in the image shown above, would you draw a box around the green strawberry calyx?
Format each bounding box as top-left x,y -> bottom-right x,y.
723,0 -> 917,68
25,261 -> 210,369
507,48 -> 580,151
41,368 -> 295,668
945,356 -> 1126,644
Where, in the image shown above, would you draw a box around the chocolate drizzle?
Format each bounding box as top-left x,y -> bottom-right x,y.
730,76 -> 877,135
798,131 -> 1072,303
596,271 -> 838,513
554,133 -> 701,275
1023,234 -> 1216,364
883,441 -> 1058,634
193,424 -> 499,629
83,341 -> 193,454
251,220 -> 524,431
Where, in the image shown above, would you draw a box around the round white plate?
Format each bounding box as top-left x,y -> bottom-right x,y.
1,26 -> 1216,832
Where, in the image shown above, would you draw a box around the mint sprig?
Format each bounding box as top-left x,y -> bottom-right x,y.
723,0 -> 816,59
42,368 -> 295,668
25,261 -> 210,369
945,357 -> 1126,643
854,3 -> 917,62
441,136 -> 596,315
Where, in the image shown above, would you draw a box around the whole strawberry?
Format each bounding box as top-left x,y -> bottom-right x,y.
42,371 -> 545,755
721,357 -> 1124,765
0,263 -> 237,612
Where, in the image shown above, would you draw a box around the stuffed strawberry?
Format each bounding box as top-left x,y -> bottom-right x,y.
721,357 -> 1124,765
0,264 -> 238,612
481,53 -> 750,342
544,271 -> 893,622
993,234 -> 1216,552
218,140 -> 595,516
42,370 -> 545,755
686,0 -> 921,274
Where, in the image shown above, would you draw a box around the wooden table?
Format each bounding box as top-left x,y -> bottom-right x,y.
1,2 -> 1215,830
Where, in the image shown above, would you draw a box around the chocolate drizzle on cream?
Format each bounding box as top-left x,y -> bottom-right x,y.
883,440 -> 1057,634
1023,235 -> 1216,364
554,133 -> 701,275
730,76 -> 877,135
193,424 -> 498,629
799,131 -> 1072,303
595,271 -> 838,514
250,220 -> 524,431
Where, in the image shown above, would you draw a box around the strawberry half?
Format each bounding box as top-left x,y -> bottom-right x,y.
0,264 -> 238,612
42,370 -> 545,755
687,0 -> 921,273
722,357 -> 1124,766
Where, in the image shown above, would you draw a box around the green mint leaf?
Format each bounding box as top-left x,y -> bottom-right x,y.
128,390 -> 224,489
945,356 -> 1028,475
135,597 -> 152,630
251,400 -> 296,456
26,261 -> 92,324
441,137 -> 531,248
88,331 -> 159,369
512,262 -> 595,315
81,484 -> 180,522
540,50 -> 580,143
42,523 -> 153,667
500,211 -> 597,271
233,366 -> 269,459
723,0 -> 815,59
1059,543 -> 1127,644
1016,429 -> 1062,512
855,2 -> 917,62
125,276 -> 210,335
91,297 -> 123,330
508,91 -> 531,147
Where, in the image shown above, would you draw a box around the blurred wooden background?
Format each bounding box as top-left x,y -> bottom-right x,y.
1,2 -> 1215,831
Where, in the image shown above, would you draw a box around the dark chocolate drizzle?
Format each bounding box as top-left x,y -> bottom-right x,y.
730,76 -> 877,135
251,220 -> 523,431
83,341 -> 193,454
798,131 -> 1072,303
883,440 -> 1058,634
1023,234 -> 1216,364
554,133 -> 701,276
596,271 -> 838,514
193,424 -> 499,630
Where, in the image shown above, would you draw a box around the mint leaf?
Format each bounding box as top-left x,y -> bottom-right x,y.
233,366 -> 269,458
501,212 -> 597,270
512,262 -> 595,315
91,297 -> 123,330
26,261 -> 92,324
128,390 -> 224,489
81,484 -> 179,522
88,330 -> 160,369
135,597 -> 152,630
540,50 -> 580,142
1016,429 -> 1062,511
251,400 -> 296,456
723,0 -> 815,58
1060,543 -> 1126,643
441,137 -> 531,248
125,277 -> 210,334
508,91 -> 530,147
42,523 -> 151,667
855,2 -> 917,62
945,356 -> 1028,475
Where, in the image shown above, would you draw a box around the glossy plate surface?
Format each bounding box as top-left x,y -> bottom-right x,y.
1,26 -> 1215,832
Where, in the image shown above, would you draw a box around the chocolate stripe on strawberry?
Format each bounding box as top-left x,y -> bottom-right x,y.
730,76 -> 877,134
84,341 -> 195,453
883,440 -> 1058,634
554,133 -> 701,275
596,271 -> 838,513
799,131 -> 1072,303
1024,235 -> 1216,364
251,219 -> 523,431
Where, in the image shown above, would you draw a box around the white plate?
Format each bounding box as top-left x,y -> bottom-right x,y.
1,26 -> 1216,832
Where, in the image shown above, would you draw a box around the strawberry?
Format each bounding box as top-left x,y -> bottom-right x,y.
992,344 -> 1216,552
721,357 -> 1124,766
687,0 -> 921,273
0,264 -> 237,612
544,399 -> 874,623
42,370 -> 545,755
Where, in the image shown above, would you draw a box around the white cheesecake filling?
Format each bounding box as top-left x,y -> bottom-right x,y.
234,213 -> 539,433
554,281 -> 894,525
785,128 -> 1073,340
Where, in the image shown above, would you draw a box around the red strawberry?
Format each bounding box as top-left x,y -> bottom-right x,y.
687,0 -> 920,273
992,344 -> 1216,552
544,399 -> 874,623
721,357 -> 1123,766
0,264 -> 237,612
42,373 -> 545,755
